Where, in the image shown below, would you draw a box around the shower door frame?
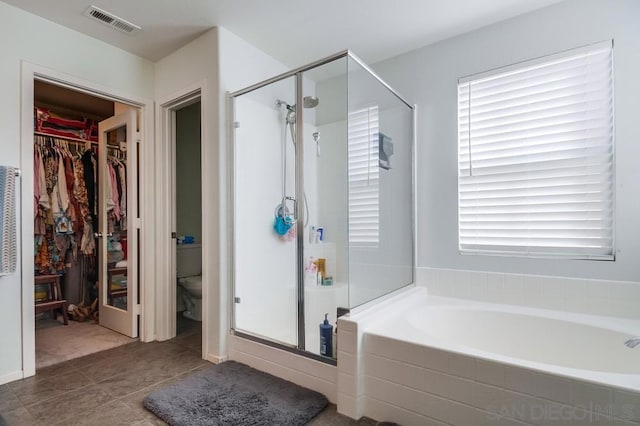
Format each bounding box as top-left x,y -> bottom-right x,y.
228,50 -> 414,363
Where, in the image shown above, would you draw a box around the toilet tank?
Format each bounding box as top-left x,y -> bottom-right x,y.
177,244 -> 202,278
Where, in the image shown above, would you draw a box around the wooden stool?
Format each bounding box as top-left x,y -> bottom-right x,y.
35,274 -> 69,325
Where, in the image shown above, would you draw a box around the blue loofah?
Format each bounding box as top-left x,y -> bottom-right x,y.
274,216 -> 293,235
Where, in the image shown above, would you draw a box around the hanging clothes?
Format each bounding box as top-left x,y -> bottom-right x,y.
34,136 -> 91,270
105,160 -> 115,213
33,105 -> 129,307
75,152 -> 95,256
65,157 -> 78,226
117,161 -> 127,229
73,159 -> 90,220
33,133 -> 128,273
81,150 -> 96,225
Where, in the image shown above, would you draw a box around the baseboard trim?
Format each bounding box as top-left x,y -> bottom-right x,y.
0,370 -> 24,385
207,353 -> 228,364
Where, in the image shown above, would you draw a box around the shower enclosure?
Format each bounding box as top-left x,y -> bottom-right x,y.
229,51 -> 414,361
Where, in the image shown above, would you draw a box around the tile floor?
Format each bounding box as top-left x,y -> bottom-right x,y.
1,316 -> 376,425
36,317 -> 136,369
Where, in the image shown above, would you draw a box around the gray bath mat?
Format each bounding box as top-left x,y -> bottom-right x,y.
143,361 -> 328,425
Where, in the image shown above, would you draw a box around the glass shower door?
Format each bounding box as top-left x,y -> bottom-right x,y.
232,77 -> 298,346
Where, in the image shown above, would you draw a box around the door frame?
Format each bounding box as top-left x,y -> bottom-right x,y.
156,82 -> 207,358
20,62 -> 155,378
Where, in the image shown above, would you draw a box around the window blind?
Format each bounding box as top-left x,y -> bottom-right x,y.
348,106 -> 380,246
457,42 -> 614,259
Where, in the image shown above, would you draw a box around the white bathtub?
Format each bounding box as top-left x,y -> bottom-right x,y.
367,291 -> 640,390
352,288 -> 640,425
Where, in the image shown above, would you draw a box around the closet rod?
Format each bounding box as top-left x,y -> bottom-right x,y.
34,131 -> 98,146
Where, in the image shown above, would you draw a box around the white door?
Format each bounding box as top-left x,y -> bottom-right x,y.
98,110 -> 139,337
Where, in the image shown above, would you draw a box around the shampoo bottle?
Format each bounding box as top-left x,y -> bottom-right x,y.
319,313 -> 333,358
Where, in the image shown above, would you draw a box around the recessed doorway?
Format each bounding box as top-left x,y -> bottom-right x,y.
32,79 -> 142,369
174,100 -> 203,338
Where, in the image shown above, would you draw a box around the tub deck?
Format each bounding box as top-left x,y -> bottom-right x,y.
344,287 -> 640,425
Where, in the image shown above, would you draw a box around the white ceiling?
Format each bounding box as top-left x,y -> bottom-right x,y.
2,0 -> 563,66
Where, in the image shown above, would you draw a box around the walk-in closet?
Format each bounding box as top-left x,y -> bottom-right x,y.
33,81 -> 140,369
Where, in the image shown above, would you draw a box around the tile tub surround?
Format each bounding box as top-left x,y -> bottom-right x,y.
417,267 -> 640,320
337,287 -> 430,420
363,333 -> 640,426
337,287 -> 640,426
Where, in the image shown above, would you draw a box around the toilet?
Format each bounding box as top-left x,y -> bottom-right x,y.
177,244 -> 202,321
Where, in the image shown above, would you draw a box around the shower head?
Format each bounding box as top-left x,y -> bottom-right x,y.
276,96 -> 319,111
303,96 -> 319,108
277,96 -> 320,126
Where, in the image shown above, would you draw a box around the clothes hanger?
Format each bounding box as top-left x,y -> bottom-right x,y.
64,140 -> 72,157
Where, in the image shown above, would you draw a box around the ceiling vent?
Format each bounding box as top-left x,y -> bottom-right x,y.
84,5 -> 141,35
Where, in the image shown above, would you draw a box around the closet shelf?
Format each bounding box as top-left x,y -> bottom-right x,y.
34,131 -> 98,145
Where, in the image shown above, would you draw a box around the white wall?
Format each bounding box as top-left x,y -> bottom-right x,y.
157,25 -> 292,359
154,28 -> 219,358
154,23 -> 330,365
0,1 -> 154,384
372,0 -> 640,283
176,102 -> 202,242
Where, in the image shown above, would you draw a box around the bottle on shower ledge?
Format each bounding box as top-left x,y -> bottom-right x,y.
315,258 -> 326,285
305,257 -> 317,285
309,226 -> 316,244
319,313 -> 333,358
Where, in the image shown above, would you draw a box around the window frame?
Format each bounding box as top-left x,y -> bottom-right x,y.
456,40 -> 615,260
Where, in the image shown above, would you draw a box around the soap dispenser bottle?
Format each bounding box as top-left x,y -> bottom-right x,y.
319,313 -> 333,358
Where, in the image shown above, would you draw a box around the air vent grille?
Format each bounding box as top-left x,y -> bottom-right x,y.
84,5 -> 141,35
89,9 -> 114,24
112,20 -> 137,33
